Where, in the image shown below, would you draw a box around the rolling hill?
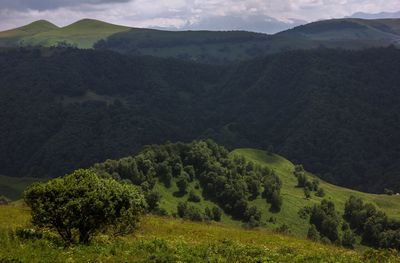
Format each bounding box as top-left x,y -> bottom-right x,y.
0,18 -> 399,63
2,141 -> 400,259
0,19 -> 129,49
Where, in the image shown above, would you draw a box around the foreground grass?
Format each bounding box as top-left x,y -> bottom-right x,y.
0,204 -> 399,262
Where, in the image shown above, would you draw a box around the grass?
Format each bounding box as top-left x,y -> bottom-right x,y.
231,149 -> 400,236
1,204 -> 399,262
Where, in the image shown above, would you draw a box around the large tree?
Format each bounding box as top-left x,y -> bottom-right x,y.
24,169 -> 147,244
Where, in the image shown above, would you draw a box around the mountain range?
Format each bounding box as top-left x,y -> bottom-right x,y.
0,18 -> 399,64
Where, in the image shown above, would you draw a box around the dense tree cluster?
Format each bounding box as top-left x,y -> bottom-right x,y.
344,196 -> 400,249
93,140 -> 282,223
2,47 -> 400,193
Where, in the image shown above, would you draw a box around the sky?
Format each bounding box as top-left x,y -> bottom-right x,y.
0,0 -> 399,33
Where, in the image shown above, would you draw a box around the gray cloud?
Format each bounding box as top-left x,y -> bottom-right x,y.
0,0 -> 130,11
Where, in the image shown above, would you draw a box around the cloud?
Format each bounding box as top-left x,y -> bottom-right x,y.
0,0 -> 130,11
0,0 -> 399,32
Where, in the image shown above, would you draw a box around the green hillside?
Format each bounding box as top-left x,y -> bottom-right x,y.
2,145 -> 400,261
231,149 -> 400,236
0,20 -> 58,46
3,147 -> 399,238
18,19 -> 130,48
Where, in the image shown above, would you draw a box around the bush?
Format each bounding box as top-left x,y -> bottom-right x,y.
342,229 -> 356,248
188,191 -> 201,203
269,190 -> 283,213
316,188 -> 325,197
146,192 -> 162,211
177,202 -> 203,221
384,188 -> 394,196
0,195 -> 10,205
304,188 -> 311,199
176,175 -> 189,194
275,224 -> 291,234
24,169 -> 147,244
15,228 -> 43,240
307,225 -> 320,241
297,173 -> 308,188
212,207 -> 222,222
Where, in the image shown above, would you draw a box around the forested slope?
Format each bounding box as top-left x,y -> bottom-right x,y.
1,47 -> 400,193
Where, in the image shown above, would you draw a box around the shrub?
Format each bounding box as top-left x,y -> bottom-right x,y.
275,224 -> 291,234
342,229 -> 356,248
146,191 -> 162,211
316,188 -> 325,197
177,202 -> 203,221
24,169 -> 147,244
176,175 -> 189,194
0,195 -> 10,205
188,191 -> 201,203
307,225 -> 320,241
212,206 -> 222,222
384,188 -> 394,196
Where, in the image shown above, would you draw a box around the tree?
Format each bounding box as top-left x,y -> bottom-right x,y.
307,224 -> 320,241
310,200 -> 340,242
212,206 -> 222,221
342,229 -> 356,248
304,187 -> 311,199
316,188 -> 325,197
176,175 -> 189,194
297,173 -> 308,188
146,191 -> 161,212
269,190 -> 283,212
24,169 -> 146,244
188,191 -> 201,202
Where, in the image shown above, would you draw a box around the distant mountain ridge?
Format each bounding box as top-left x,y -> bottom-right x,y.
0,18 -> 399,63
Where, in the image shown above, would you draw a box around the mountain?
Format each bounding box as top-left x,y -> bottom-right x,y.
277,18 -> 400,47
350,11 -> 400,19
1,47 -> 400,193
0,18 -> 399,64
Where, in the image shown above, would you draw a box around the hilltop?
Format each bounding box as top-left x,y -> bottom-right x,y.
0,18 -> 399,63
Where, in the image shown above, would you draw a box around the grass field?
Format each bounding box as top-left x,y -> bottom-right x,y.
1,204 -> 398,262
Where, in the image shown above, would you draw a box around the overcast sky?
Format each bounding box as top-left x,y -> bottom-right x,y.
0,0 -> 399,33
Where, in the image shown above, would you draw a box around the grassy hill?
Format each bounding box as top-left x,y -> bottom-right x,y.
0,20 -> 58,46
231,149 -> 400,236
1,18 -> 399,63
22,19 -> 130,48
0,19 -> 129,49
4,146 -> 399,240
0,203 -> 397,262
131,148 -> 400,238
